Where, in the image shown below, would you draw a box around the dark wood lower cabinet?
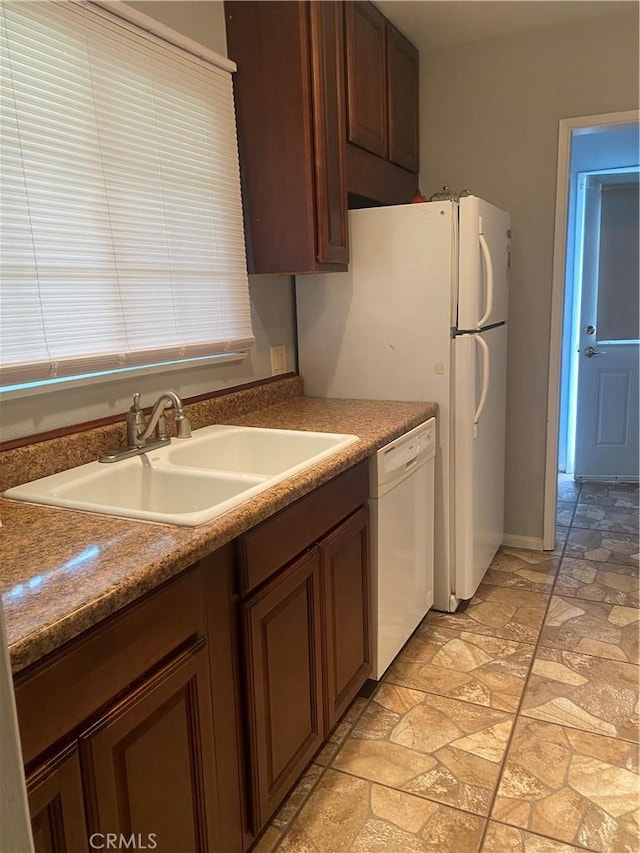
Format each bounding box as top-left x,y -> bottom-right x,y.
321,507 -> 371,730
242,550 -> 324,832
79,640 -> 218,853
28,746 -> 88,853
239,475 -> 372,840
201,548 -> 247,853
20,466 -> 373,853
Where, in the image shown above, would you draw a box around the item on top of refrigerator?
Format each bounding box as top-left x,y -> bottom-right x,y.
410,191 -> 428,203
429,185 -> 457,201
429,186 -> 473,201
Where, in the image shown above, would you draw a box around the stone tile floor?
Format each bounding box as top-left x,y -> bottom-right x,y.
254,476 -> 639,852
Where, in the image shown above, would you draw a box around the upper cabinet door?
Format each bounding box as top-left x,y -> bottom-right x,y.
386,22 -> 420,173
310,1 -> 348,265
345,1 -> 387,158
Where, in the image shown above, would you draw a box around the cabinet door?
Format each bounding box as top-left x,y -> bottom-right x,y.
79,641 -> 218,853
387,22 -> 420,173
310,0 -> 348,265
320,507 -> 372,730
243,549 -> 324,833
28,746 -> 88,853
345,1 -> 387,158
225,0 -> 347,274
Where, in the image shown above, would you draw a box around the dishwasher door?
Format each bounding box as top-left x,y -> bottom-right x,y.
369,419 -> 435,679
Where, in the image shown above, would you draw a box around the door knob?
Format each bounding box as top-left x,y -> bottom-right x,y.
584,346 -> 606,357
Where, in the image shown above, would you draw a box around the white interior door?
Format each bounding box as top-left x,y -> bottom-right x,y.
574,173 -> 639,480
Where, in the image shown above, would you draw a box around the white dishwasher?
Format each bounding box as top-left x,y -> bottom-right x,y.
369,418 -> 436,679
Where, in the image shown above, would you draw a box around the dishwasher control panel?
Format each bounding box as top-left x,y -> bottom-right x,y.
370,418 -> 436,492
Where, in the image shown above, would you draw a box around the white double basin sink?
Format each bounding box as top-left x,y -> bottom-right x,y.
4,426 -> 359,526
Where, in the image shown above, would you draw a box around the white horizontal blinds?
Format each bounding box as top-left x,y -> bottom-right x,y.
0,0 -> 254,387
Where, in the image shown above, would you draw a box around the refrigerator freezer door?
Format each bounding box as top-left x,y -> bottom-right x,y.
457,196 -> 511,331
453,324 -> 508,600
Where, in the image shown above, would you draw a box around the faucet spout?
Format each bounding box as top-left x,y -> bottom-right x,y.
136,390 -> 192,444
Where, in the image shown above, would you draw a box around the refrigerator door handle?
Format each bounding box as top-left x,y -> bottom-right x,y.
476,232 -> 494,328
474,335 -> 490,427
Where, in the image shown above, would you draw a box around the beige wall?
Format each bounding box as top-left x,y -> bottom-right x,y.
126,0 -> 227,55
419,9 -> 640,540
2,0 -> 298,441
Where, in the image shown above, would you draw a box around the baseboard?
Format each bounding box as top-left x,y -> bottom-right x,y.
574,475 -> 639,483
502,534 -> 545,551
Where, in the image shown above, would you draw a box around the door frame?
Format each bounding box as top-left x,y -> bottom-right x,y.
543,109 -> 640,550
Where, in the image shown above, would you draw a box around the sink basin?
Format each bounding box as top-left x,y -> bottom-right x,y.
4,426 -> 358,526
167,425 -> 356,476
4,455 -> 268,526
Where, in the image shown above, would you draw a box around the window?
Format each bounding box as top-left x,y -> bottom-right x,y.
0,0 -> 254,392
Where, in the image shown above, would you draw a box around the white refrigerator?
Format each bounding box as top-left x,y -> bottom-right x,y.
296,197 -> 511,612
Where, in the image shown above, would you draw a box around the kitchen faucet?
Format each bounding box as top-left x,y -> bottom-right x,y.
99,391 -> 192,463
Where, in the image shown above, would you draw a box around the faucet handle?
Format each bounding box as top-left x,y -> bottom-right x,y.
127,393 -> 144,421
174,411 -> 192,439
156,413 -> 168,441
126,393 -> 146,447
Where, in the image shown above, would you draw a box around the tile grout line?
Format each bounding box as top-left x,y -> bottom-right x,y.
476,480 -> 578,851
486,816 -> 600,852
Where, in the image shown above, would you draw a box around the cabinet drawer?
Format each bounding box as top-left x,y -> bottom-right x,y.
15,567 -> 204,766
237,461 -> 368,595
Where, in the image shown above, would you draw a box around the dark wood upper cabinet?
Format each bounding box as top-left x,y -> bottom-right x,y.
225,0 -> 420,267
225,1 -> 348,274
344,1 -> 387,158
344,1 -> 420,205
310,1 -> 349,265
387,22 -> 420,173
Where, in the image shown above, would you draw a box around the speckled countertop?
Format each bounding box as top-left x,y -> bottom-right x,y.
1,382 -> 436,674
